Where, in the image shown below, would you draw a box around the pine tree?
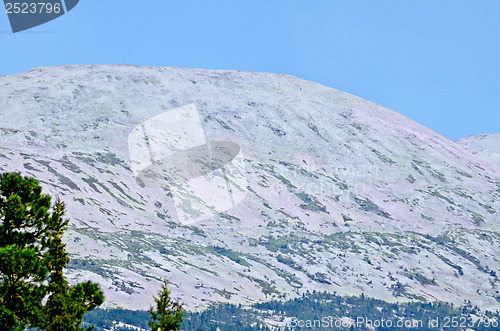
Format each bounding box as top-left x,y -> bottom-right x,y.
0,172 -> 104,330
149,278 -> 183,331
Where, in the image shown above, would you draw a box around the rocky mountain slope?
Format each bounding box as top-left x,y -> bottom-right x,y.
457,133 -> 500,169
0,65 -> 499,311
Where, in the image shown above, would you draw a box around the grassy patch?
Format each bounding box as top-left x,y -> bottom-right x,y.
277,254 -> 303,271
308,123 -> 329,142
456,169 -> 473,178
268,125 -> 286,137
354,196 -> 390,218
421,214 -> 434,222
371,148 -> 395,164
479,203 -> 496,214
211,246 -> 250,267
296,192 -> 327,213
470,211 -> 485,225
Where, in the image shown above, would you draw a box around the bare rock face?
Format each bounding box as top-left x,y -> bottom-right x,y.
0,65 -> 499,311
457,133 -> 500,169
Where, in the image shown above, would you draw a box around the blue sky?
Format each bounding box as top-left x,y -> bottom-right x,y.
1,0 -> 498,140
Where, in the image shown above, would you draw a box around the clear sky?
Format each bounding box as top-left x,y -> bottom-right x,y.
1,0 -> 498,140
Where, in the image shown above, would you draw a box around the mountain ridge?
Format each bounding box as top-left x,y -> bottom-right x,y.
0,65 -> 498,311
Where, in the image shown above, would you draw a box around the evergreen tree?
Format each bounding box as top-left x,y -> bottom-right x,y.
149,279 -> 183,331
0,172 -> 104,330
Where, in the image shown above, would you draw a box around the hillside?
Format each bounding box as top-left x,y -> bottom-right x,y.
457,133 -> 500,169
0,65 -> 498,311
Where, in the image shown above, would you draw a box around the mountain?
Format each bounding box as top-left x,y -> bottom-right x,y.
0,65 -> 499,312
456,133 -> 500,169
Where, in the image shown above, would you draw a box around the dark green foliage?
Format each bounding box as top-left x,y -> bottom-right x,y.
277,254 -> 302,271
83,308 -> 151,330
211,246 -> 250,266
84,291 -> 500,330
183,303 -> 272,331
353,196 -> 391,218
251,291 -> 496,330
149,279 -> 183,331
0,172 -> 104,330
296,192 -> 327,213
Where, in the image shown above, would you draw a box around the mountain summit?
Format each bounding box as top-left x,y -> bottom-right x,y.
0,65 -> 498,310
